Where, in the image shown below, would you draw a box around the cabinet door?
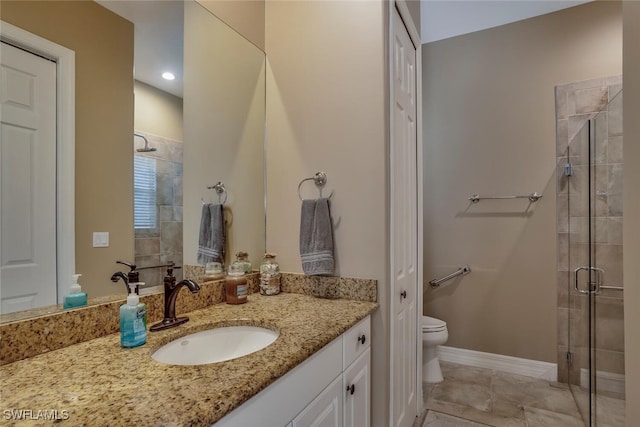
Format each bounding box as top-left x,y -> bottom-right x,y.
292,375 -> 343,427
343,348 -> 370,427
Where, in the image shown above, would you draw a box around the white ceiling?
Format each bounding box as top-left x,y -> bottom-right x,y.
421,0 -> 593,44
95,0 -> 595,98
96,0 -> 184,98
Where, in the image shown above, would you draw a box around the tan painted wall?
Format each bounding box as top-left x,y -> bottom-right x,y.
404,0 -> 420,34
264,1 -> 389,424
623,2 -> 640,422
197,0 -> 265,51
134,80 -> 183,141
422,1 -> 622,362
2,1 -> 134,300
183,1 -> 266,269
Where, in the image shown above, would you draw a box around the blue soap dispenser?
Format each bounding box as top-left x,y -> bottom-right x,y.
63,274 -> 87,309
120,282 -> 147,348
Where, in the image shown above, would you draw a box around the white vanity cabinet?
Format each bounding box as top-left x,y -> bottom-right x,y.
290,375 -> 343,427
290,316 -> 371,427
343,348 -> 371,427
291,348 -> 371,427
215,315 -> 370,427
341,316 -> 371,427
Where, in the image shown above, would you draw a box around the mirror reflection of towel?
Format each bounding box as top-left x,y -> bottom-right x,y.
197,203 -> 225,264
300,198 -> 334,276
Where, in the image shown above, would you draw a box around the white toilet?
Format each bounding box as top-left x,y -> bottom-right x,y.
422,316 -> 448,383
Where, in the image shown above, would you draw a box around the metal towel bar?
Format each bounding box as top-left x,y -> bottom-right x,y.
600,286 -> 624,291
429,265 -> 471,288
469,192 -> 542,203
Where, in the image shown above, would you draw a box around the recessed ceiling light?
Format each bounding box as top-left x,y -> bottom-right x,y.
162,72 -> 175,81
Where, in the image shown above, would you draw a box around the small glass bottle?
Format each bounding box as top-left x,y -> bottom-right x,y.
259,253 -> 281,296
225,263 -> 248,304
205,262 -> 224,279
235,251 -> 252,273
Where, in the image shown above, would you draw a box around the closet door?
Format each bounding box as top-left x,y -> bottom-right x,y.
390,6 -> 418,427
1,41 -> 57,313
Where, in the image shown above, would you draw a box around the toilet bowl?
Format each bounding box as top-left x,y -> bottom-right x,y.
422,316 -> 448,383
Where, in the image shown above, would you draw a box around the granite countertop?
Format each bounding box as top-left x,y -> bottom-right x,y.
0,293 -> 378,426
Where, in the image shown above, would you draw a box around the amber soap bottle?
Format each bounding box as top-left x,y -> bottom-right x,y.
225,264 -> 248,304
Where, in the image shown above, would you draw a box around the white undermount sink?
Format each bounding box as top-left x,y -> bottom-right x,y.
151,326 -> 279,366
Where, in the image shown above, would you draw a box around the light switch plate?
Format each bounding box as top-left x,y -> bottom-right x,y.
93,232 -> 109,248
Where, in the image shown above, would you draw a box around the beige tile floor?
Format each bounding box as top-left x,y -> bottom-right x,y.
419,361 -> 625,427
573,388 -> 626,427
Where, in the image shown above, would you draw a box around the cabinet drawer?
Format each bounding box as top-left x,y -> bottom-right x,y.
343,315 -> 370,368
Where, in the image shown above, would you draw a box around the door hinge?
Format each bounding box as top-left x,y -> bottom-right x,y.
564,163 -> 573,177
566,351 -> 573,366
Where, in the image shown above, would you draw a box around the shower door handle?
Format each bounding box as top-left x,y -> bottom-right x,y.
574,266 -> 604,295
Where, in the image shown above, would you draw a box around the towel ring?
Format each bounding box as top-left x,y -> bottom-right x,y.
202,181 -> 227,205
297,172 -> 334,201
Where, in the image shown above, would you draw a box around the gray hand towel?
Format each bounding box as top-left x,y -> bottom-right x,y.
197,203 -> 225,264
300,198 -> 334,276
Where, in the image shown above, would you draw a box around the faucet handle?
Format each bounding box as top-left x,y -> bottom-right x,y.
166,266 -> 176,276
165,264 -> 182,277
117,261 -> 139,283
116,260 -> 137,271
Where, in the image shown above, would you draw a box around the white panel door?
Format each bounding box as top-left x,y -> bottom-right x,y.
1,41 -> 57,313
391,7 -> 418,427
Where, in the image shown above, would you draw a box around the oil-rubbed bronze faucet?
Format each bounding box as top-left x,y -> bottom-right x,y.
110,261 -> 141,294
110,271 -> 129,291
150,267 -> 200,332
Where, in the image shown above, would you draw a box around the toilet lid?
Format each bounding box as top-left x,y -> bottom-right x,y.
422,316 -> 447,332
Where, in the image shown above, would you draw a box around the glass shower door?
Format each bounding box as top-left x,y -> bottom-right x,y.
566,91 -> 625,427
566,118 -> 594,424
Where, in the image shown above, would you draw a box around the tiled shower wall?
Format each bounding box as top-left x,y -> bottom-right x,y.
134,131 -> 183,286
556,76 -> 624,390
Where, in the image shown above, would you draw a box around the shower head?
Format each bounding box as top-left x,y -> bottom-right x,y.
134,133 -> 157,152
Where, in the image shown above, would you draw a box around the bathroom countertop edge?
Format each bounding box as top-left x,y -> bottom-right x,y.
0,293 -> 378,426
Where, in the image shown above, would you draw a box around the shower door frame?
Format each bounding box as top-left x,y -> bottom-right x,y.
563,85 -> 625,427
567,118 -> 597,426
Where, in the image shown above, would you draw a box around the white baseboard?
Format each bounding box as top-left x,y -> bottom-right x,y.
437,345 -> 558,381
580,368 -> 626,396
